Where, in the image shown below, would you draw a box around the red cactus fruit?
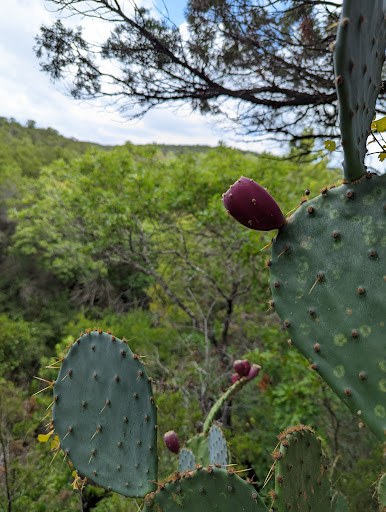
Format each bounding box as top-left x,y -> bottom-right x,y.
163,430 -> 180,454
222,176 -> 285,231
247,364 -> 261,381
233,359 -> 251,377
231,373 -> 240,384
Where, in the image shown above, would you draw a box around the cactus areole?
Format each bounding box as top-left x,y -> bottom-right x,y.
222,177 -> 285,231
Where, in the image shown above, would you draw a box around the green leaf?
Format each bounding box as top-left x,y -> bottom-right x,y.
324,140 -> 336,151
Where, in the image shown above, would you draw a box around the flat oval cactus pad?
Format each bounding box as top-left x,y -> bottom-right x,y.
270,174 -> 385,440
274,426 -> 331,512
52,331 -> 158,497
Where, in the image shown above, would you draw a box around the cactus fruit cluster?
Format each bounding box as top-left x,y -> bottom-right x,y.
41,1 -> 385,510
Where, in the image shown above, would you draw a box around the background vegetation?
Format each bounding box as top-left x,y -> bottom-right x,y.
0,117 -> 383,511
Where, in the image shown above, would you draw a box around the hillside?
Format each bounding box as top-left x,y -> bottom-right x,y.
0,117 -> 220,179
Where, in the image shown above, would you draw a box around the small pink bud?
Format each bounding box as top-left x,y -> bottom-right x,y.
231,373 -> 240,384
247,364 -> 261,381
223,176 -> 285,231
233,359 -> 251,377
163,430 -> 180,454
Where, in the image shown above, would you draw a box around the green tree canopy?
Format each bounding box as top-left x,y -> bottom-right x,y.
10,144 -> 336,354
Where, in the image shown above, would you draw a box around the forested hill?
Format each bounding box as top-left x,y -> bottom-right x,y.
0,116 -> 215,179
1,116 -> 380,512
0,117 -> 112,178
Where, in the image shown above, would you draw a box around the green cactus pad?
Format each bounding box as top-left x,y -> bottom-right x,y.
143,467 -> 268,511
208,424 -> 229,467
270,174 -> 386,440
179,448 -> 197,473
273,426 -> 331,512
333,0 -> 386,180
331,491 -> 349,512
377,473 -> 386,507
186,433 -> 210,466
52,331 -> 158,498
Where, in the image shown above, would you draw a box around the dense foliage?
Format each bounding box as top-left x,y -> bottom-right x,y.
0,118 -> 383,511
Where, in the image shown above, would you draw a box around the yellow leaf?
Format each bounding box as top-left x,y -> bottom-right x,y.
324,140 -> 336,151
50,435 -> 60,451
38,430 -> 54,443
373,117 -> 386,132
378,152 -> 386,162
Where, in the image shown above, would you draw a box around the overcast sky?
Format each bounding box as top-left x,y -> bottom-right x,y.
0,0 -> 269,151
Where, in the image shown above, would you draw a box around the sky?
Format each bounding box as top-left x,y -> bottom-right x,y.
0,0 -> 247,149
0,0 -> 384,172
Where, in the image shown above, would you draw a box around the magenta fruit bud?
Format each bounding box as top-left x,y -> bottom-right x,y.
163,430 -> 180,454
222,176 -> 285,231
231,373 -> 240,384
233,359 -> 251,377
247,364 -> 261,381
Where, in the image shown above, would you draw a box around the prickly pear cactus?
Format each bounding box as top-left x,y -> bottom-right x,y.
272,426 -> 331,512
179,448 -> 197,473
143,467 -> 269,512
178,424 -> 229,473
52,330 -> 158,497
184,434 -> 209,467
378,473 -> 386,507
334,0 -> 386,180
331,491 -> 349,512
175,373 -> 258,474
207,424 -> 229,467
269,0 -> 386,441
270,175 -> 386,440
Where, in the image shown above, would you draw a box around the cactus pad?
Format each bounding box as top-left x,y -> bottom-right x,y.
179,448 -> 197,473
143,467 -> 268,511
273,426 -> 331,512
52,331 -> 158,497
331,491 -> 349,512
185,433 -> 210,466
334,0 -> 386,180
378,473 -> 386,507
208,424 -> 229,467
270,175 -> 386,440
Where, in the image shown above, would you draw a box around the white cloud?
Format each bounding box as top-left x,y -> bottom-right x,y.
0,0 -> 226,147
